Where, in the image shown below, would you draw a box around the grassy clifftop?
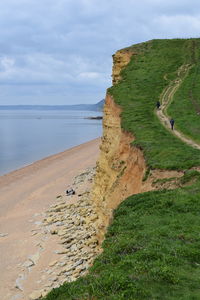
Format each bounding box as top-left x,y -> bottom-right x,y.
110,38 -> 200,170
43,39 -> 200,299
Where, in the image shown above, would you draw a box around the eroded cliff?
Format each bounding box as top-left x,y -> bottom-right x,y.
92,48 -> 148,234
92,94 -> 146,241
92,48 -> 183,239
112,49 -> 134,84
92,93 -> 147,238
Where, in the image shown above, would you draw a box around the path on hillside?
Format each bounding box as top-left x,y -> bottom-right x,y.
156,64 -> 200,150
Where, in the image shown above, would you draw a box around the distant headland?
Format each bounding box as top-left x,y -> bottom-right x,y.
0,99 -> 104,112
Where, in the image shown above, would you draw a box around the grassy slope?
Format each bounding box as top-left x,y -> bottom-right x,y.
168,40 -> 200,143
43,39 -> 200,299
109,39 -> 200,170
44,173 -> 200,300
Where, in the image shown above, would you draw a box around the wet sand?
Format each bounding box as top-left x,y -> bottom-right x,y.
0,138 -> 100,300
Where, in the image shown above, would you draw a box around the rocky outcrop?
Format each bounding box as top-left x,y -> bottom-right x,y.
112,49 -> 135,84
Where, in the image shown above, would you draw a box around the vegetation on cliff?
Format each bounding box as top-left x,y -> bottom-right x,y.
109,38 -> 200,170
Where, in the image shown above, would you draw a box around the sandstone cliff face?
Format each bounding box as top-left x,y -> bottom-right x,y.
92,48 -> 183,239
112,49 -> 134,84
92,49 -> 146,236
92,93 -> 146,234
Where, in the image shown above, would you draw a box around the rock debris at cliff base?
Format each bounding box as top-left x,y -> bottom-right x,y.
14,167 -> 103,300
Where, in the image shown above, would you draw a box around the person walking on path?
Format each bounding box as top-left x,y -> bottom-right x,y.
156,101 -> 161,109
170,118 -> 175,130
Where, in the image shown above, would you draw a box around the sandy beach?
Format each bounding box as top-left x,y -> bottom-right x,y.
0,138 -> 100,300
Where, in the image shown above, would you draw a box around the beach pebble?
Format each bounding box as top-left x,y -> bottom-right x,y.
22,260 -> 34,268
49,260 -> 58,267
57,229 -> 67,236
15,275 -> 25,291
0,232 -> 8,237
29,252 -> 40,265
50,228 -> 58,234
29,290 -> 42,300
44,281 -> 53,288
49,276 -> 58,282
31,232 -> 38,236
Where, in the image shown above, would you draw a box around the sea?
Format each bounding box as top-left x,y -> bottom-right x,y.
0,109 -> 102,176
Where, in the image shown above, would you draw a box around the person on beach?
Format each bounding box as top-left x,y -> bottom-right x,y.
156,101 -> 161,109
66,188 -> 75,196
170,118 -> 175,130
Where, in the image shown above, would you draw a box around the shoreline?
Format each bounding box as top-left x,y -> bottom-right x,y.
0,137 -> 101,187
0,138 -> 100,300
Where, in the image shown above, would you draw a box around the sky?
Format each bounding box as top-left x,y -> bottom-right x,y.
0,0 -> 200,105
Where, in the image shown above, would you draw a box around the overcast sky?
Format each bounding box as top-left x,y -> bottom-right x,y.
0,0 -> 200,105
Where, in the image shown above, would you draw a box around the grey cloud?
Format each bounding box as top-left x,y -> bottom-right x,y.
0,0 -> 199,104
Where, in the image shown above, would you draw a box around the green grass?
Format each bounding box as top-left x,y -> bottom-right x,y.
180,170 -> 200,184
44,177 -> 200,300
109,38 -> 200,170
167,40 -> 200,143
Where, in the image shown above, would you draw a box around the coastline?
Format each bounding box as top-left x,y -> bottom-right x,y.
0,137 -> 101,186
0,138 -> 100,300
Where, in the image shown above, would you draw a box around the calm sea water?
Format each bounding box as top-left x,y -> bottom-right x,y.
0,110 -> 102,175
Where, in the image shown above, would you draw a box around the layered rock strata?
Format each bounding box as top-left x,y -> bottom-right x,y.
112,49 -> 134,84
91,93 -> 147,238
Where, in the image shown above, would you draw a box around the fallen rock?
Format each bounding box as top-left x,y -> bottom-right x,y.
0,232 -> 8,237
49,276 -> 58,282
29,252 -> 40,265
70,244 -> 78,252
58,261 -> 67,267
44,282 -> 53,288
55,249 -> 69,254
49,260 -> 58,267
31,232 -> 38,236
50,228 -> 58,234
22,260 -> 34,268
73,259 -> 84,267
15,277 -> 24,291
57,229 -> 67,236
36,167 -> 101,292
29,290 -> 42,299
